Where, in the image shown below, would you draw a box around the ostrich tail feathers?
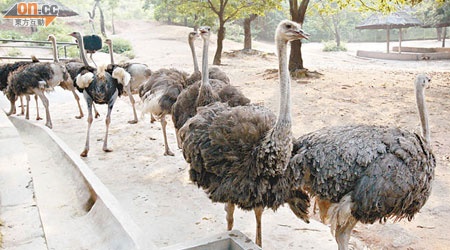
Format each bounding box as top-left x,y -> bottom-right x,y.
112,67 -> 131,86
75,72 -> 94,89
97,64 -> 107,80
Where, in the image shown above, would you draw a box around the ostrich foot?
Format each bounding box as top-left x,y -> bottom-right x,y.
80,149 -> 89,157
164,150 -> 175,156
128,119 -> 138,124
45,122 -> 53,129
103,147 -> 113,153
36,116 -> 43,121
75,115 -> 83,119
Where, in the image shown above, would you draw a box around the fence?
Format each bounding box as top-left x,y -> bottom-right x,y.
0,38 -> 78,61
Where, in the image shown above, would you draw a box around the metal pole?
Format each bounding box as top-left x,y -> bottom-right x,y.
399,28 -> 402,54
64,46 -> 67,58
387,27 -> 390,53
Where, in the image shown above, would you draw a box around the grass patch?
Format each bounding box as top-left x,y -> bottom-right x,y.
322,40 -> 347,52
99,37 -> 133,54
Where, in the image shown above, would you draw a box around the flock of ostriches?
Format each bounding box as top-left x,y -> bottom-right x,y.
0,20 -> 436,250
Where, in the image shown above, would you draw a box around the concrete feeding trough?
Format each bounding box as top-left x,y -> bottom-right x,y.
161,230 -> 261,250
1,112 -> 261,250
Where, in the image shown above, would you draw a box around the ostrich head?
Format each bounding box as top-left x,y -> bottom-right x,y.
199,26 -> 211,40
47,34 -> 56,42
188,31 -> 199,41
68,32 -> 82,42
276,20 -> 310,42
104,38 -> 112,45
415,74 -> 431,90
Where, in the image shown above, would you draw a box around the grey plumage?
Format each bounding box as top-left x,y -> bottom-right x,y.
288,74 -> 435,250
179,21 -> 310,247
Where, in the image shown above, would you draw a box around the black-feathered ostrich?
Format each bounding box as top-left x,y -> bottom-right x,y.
48,34 -> 86,119
179,20 -> 310,247
104,38 -> 152,124
288,74 -> 435,250
6,59 -> 70,128
172,26 -> 250,148
0,56 -> 40,118
69,31 -> 124,157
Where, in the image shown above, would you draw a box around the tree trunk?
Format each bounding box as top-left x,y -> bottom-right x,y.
111,7 -> 116,35
288,0 -> 309,72
331,15 -> 340,47
443,27 -> 447,48
437,27 -> 442,41
194,14 -> 198,32
96,1 -> 106,37
243,14 -> 257,51
213,20 -> 225,65
184,17 -> 188,26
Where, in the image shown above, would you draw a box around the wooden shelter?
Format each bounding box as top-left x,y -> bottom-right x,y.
356,11 -> 423,53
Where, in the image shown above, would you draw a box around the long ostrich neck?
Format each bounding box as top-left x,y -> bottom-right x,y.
50,38 -> 59,63
416,84 -> 430,144
76,35 -> 89,67
108,42 -> 114,64
276,36 -> 291,126
189,37 -> 199,72
200,37 -> 210,90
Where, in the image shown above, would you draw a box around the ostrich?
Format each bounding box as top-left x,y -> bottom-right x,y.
179,20 -> 310,247
0,56 -> 39,117
288,74 -> 436,250
83,34 -> 102,67
69,31 -> 123,157
186,31 -> 230,86
172,26 -> 250,148
104,38 -> 152,123
139,67 -> 188,156
6,60 -> 70,128
47,34 -> 86,119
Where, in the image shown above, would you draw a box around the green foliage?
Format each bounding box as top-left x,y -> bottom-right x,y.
322,40 -> 347,51
7,48 -> 23,57
122,50 -> 135,59
0,30 -> 24,40
225,22 -> 244,42
58,45 -> 80,59
99,37 -> 133,54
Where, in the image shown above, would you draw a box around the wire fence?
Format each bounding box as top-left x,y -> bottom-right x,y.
0,38 -> 78,61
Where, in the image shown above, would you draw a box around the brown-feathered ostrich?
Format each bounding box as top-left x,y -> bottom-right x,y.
0,56 -> 40,117
6,59 -> 70,128
69,31 -> 123,157
48,34 -> 87,119
288,74 -> 435,250
179,21 -> 310,247
172,26 -> 250,148
139,67 -> 188,156
104,38 -> 152,124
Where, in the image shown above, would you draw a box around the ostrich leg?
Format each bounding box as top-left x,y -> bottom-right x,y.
93,103 -> 100,118
80,94 -> 94,157
35,95 -> 42,120
89,53 -> 98,67
127,84 -> 138,124
18,96 -> 24,116
103,91 -> 117,152
25,95 -> 30,120
254,207 -> 263,247
72,88 -> 84,119
161,116 -> 174,156
335,220 -> 357,250
225,202 -> 235,231
35,90 -> 52,129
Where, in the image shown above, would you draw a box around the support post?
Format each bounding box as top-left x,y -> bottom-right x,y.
387,27 -> 390,53
398,28 -> 402,54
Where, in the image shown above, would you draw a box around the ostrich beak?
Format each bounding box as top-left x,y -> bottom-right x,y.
296,29 -> 310,40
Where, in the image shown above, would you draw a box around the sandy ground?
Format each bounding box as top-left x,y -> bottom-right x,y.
1,20 -> 450,249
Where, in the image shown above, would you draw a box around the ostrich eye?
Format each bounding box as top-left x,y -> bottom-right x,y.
286,24 -> 292,29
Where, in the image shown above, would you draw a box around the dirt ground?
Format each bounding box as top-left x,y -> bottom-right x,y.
1,20 -> 450,249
